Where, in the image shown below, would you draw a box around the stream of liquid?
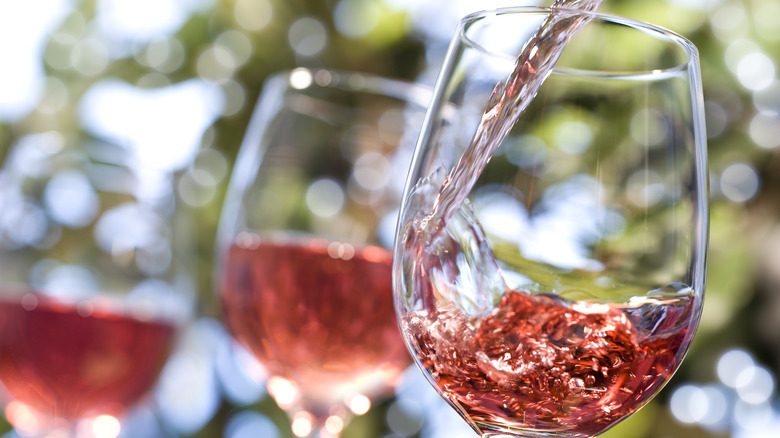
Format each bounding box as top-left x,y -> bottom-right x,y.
415,0 -> 604,238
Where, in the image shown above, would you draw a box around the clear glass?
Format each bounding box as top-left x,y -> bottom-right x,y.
393,7 -> 709,438
0,133 -> 194,437
216,68 -> 430,437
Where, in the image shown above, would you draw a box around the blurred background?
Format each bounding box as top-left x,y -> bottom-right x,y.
0,0 -> 777,437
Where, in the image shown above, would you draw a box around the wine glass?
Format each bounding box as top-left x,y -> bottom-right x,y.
394,7 -> 708,438
0,133 -> 194,438
216,68 -> 430,437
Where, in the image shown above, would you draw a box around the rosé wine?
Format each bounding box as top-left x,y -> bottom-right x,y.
220,235 -> 410,417
0,295 -> 176,421
403,289 -> 697,437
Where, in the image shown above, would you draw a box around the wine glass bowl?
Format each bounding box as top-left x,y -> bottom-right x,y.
0,133 -> 193,437
217,68 -> 430,437
394,7 -> 708,438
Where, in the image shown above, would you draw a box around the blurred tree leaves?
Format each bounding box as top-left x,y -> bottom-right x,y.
0,0 -> 776,436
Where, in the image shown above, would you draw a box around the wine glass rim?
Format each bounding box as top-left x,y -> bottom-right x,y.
458,6 -> 701,79
264,67 -> 433,108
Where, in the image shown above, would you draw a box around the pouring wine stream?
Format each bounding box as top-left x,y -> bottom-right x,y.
415,0 -> 603,239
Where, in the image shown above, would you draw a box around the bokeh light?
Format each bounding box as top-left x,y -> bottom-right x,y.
386,399 -> 425,436
44,170 -> 99,227
291,412 -> 313,437
324,415 -> 344,435
704,100 -> 729,138
753,0 -> 780,41
670,384 -> 713,424
753,80 -> 780,114
554,120 -> 592,154
288,17 -> 327,56
233,0 -> 273,31
306,179 -> 345,217
214,342 -> 267,406
154,319 -> 222,436
135,36 -> 186,74
347,394 -> 371,415
718,349 -> 755,388
334,0 -> 382,38
224,411 -> 279,438
95,0 -> 212,51
90,415 -> 121,438
267,377 -> 299,409
630,108 -> 669,147
749,112 -> 780,149
353,152 -> 391,190
720,162 -> 760,203
736,52 -> 775,91
626,169 -> 666,208
0,0 -> 778,438
709,3 -> 748,42
0,0 -> 70,121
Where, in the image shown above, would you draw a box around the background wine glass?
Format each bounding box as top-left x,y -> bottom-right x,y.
216,68 -> 430,438
0,133 -> 194,438
394,7 -> 709,438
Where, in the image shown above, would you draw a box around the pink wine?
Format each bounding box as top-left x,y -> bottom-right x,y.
403,289 -> 696,437
220,236 -> 410,415
0,295 -> 176,420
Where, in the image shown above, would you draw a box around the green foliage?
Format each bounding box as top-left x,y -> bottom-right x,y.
0,0 -> 774,437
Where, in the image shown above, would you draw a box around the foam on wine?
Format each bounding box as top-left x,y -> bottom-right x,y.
220,235 -> 410,419
0,295 -> 176,421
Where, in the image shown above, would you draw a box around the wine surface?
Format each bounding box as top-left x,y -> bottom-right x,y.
0,295 -> 176,420
403,289 -> 696,437
220,236 -> 410,417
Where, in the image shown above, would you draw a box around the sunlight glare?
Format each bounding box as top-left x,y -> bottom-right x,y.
347,394 -> 371,415
0,0 -> 70,121
324,415 -> 344,435
79,79 -> 224,176
91,415 -> 121,438
267,377 -> 299,408
291,413 -> 312,437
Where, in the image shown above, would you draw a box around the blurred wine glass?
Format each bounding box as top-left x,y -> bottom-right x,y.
216,68 -> 430,438
394,7 -> 709,438
0,132 -> 195,438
